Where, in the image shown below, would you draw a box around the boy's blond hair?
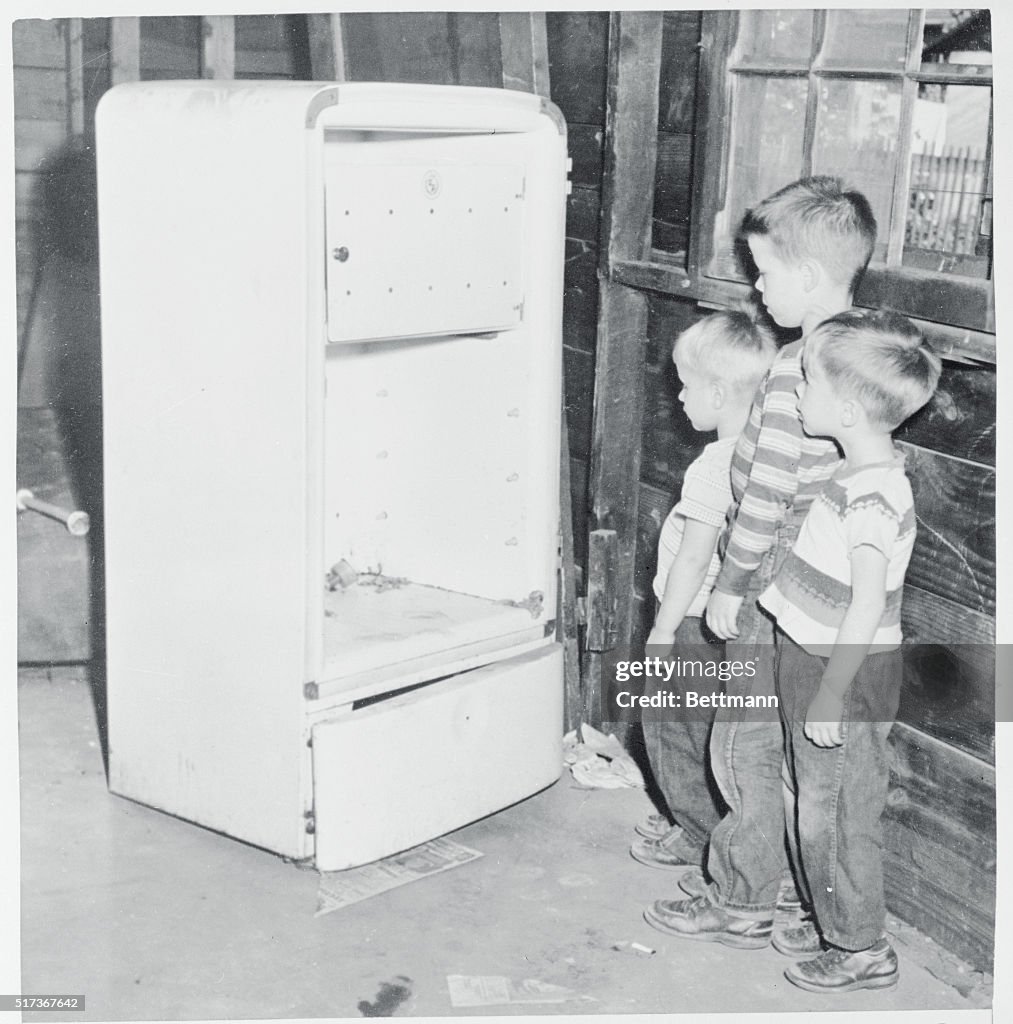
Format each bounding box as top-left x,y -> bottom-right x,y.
673,308 -> 778,398
741,175 -> 877,292
804,309 -> 942,430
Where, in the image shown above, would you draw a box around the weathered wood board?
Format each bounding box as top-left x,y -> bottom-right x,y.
563,345 -> 595,464
898,584 -> 995,763
562,239 -> 600,356
13,19 -> 67,68
567,123 -> 605,190
900,442 -> 995,616
566,186 -> 601,248
883,723 -> 995,971
658,10 -> 701,134
545,12 -> 608,125
449,13 -> 502,88
896,362 -> 995,466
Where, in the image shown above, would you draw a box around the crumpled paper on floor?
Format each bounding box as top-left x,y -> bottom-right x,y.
563,723 -> 644,789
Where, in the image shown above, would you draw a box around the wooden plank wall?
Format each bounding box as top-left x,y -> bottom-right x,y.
588,12 -> 663,724
13,20 -> 73,353
653,11 -> 702,257
545,13 -> 609,570
16,15 -> 310,409
544,14 -> 610,569
342,13 -> 501,87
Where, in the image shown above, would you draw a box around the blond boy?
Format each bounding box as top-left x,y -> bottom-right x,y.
633,311 -> 776,871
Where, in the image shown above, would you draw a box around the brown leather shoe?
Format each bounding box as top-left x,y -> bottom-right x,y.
634,813 -> 672,840
630,836 -> 701,871
772,916 -> 822,956
677,867 -> 710,899
784,939 -> 899,992
644,895 -> 772,949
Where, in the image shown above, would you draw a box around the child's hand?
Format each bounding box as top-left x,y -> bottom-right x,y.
804,685 -> 845,748
646,626 -> 675,651
706,591 -> 742,639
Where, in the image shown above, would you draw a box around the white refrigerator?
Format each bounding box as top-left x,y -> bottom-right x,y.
96,80 -> 568,870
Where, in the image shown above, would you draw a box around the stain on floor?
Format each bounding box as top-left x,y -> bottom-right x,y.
358,976 -> 413,1017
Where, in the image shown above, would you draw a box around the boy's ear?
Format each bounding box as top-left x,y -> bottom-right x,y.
799,258 -> 822,293
710,380 -> 726,409
840,397 -> 859,428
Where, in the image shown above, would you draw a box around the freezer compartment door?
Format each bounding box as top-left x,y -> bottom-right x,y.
323,138 -> 526,343
311,643 -> 562,871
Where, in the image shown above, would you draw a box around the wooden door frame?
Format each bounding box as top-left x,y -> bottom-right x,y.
584,12 -> 663,725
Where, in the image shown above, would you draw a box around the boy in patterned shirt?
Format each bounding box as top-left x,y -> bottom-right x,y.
760,309 -> 940,993
644,177 -> 877,951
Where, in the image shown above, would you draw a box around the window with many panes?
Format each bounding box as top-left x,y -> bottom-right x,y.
682,9 -> 993,336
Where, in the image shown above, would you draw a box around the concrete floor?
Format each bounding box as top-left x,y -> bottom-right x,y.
19,667 -> 992,1022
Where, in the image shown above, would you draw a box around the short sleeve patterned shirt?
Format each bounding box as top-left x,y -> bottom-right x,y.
759,451 -> 916,655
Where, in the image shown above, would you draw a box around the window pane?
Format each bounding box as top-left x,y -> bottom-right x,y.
711,75 -> 807,278
922,10 -> 991,68
734,10 -> 813,64
821,9 -> 909,69
904,85 -> 991,277
812,79 -> 901,260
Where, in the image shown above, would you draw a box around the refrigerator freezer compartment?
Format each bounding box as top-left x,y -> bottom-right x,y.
311,643 -> 563,870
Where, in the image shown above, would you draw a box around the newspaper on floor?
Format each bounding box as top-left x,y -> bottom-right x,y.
316,837 -> 483,916
446,975 -> 591,1008
563,723 -> 645,789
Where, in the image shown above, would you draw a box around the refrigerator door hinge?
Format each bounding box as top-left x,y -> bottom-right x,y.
304,681 -> 319,700
304,810 -> 316,835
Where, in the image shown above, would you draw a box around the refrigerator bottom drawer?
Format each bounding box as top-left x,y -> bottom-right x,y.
311,643 -> 563,870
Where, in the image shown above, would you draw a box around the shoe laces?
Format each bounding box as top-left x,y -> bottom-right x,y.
815,947 -> 851,967
684,895 -> 712,918
786,918 -> 818,939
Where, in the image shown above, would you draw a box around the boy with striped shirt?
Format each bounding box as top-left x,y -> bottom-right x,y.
645,177 -> 877,952
761,309 -> 940,992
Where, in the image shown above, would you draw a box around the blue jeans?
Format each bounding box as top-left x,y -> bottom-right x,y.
642,615 -> 723,853
776,629 -> 901,951
705,524 -> 797,919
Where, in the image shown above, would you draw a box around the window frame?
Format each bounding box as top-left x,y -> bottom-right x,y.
680,9 -> 994,355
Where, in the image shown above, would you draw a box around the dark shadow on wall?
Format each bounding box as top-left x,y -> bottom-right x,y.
24,137 -> 108,770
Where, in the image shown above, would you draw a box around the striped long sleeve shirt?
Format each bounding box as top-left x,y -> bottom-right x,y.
713,339 -> 842,598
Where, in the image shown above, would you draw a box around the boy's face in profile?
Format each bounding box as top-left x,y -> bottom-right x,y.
674,358 -> 720,433
747,234 -> 809,330
796,353 -> 840,439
